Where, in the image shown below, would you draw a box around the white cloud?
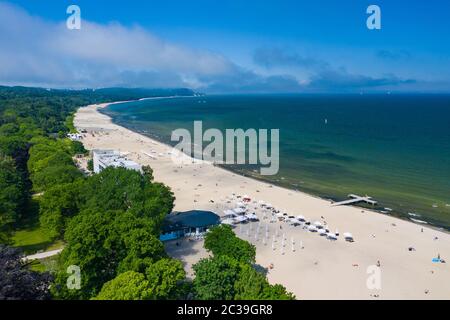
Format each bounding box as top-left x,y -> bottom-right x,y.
0,2 -> 243,89
0,2 -> 430,93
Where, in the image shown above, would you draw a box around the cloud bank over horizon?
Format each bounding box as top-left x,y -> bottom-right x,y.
0,2 -> 444,93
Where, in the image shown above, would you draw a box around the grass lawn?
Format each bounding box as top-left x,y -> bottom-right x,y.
11,199 -> 64,255
28,255 -> 59,273
12,227 -> 64,255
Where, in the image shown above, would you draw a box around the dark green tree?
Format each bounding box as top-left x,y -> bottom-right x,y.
38,181 -> 83,240
193,255 -> 240,300
204,225 -> 256,264
94,271 -> 152,300
145,258 -> 186,299
87,159 -> 94,172
234,264 -> 295,300
0,155 -> 25,242
142,165 -> 154,181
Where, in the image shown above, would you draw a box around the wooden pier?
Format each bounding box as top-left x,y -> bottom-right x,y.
332,194 -> 377,207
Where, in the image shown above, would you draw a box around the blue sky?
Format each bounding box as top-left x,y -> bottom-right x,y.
1,0 -> 449,92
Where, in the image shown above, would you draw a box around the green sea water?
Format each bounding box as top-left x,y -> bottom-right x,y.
102,94 -> 450,230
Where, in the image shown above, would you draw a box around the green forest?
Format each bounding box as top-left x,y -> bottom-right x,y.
0,86 -> 293,300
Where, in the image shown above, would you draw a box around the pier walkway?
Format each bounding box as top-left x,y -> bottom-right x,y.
332,194 -> 377,207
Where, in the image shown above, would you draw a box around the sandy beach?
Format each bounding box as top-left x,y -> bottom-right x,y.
74,102 -> 450,300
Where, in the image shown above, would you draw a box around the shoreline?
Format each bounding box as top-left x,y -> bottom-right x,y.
100,99 -> 449,233
74,101 -> 450,300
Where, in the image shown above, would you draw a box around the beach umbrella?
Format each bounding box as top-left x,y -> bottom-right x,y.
221,218 -> 235,226
343,232 -> 354,242
314,221 -> 323,228
235,215 -> 248,223
327,233 -> 337,240
246,213 -> 259,221
233,207 -> 246,215
223,209 -> 236,217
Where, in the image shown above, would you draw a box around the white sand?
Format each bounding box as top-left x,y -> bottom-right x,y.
75,102 -> 450,300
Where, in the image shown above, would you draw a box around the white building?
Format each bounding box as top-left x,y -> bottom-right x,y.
92,149 -> 142,174
67,133 -> 82,141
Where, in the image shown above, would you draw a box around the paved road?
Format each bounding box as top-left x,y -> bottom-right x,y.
23,248 -> 63,261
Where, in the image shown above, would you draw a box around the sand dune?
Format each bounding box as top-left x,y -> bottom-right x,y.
75,103 -> 450,300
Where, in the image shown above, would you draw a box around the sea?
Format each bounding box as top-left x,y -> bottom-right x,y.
101,94 -> 450,230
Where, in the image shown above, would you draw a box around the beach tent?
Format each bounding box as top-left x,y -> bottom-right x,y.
297,215 -> 306,222
233,207 -> 246,215
327,233 -> 338,240
234,215 -> 249,224
308,225 -> 318,232
318,229 -> 327,236
246,213 -> 259,221
243,195 -> 251,202
343,232 -> 354,242
314,221 -> 323,229
221,218 -> 236,226
223,210 -> 237,218
235,202 -> 246,208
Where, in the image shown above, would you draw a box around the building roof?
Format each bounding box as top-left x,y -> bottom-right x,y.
162,210 -> 220,233
93,149 -> 141,171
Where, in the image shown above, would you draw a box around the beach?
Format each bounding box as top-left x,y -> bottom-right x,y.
74,102 -> 450,300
